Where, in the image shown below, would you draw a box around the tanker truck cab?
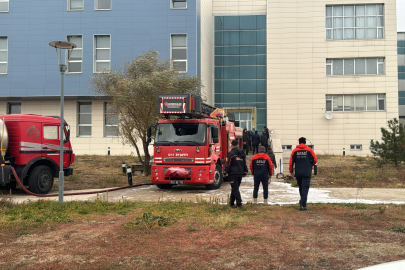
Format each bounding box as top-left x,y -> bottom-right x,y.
0,114 -> 75,194
149,94 -> 241,190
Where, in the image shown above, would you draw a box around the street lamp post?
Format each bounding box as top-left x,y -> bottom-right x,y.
49,41 -> 76,203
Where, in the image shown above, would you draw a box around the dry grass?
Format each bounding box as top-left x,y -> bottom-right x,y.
0,201 -> 405,269
311,155 -> 405,188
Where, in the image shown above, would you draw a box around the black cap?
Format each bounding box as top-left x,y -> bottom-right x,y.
231,140 -> 238,146
299,137 -> 306,144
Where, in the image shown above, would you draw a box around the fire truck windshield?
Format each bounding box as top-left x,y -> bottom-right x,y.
154,123 -> 206,146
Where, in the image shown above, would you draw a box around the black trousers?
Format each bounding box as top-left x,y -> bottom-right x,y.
243,143 -> 249,155
229,175 -> 242,206
253,177 -> 269,199
296,175 -> 311,207
252,145 -> 259,155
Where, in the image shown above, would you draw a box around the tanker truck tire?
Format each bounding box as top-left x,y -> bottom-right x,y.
156,184 -> 173,189
205,164 -> 223,190
28,165 -> 54,194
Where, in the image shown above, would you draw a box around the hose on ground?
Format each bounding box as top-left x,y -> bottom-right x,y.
10,166 -> 154,197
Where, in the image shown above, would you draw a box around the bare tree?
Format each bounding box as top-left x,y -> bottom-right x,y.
91,50 -> 201,175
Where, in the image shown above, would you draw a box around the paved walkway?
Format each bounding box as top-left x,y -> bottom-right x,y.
4,176 -> 405,204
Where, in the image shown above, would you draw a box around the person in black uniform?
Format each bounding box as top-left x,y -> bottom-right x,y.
289,137 -> 318,211
242,127 -> 250,155
224,140 -> 248,208
250,146 -> 273,205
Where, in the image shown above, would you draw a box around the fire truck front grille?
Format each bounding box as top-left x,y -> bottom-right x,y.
163,158 -> 194,162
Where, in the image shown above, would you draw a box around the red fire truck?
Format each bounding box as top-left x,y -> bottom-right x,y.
147,94 -> 242,190
0,114 -> 74,194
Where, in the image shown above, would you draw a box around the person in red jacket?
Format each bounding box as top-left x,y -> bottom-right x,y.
250,146 -> 273,205
289,137 -> 318,211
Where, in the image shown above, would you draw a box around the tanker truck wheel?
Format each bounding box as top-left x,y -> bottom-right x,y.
28,165 -> 54,194
205,164 -> 223,190
156,184 -> 173,189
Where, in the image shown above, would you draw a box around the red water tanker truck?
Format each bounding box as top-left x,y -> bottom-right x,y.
147,94 -> 242,190
0,114 -> 74,194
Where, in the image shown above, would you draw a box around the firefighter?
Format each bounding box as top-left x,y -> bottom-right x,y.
224,140 -> 248,208
289,137 -> 318,211
250,146 -> 273,205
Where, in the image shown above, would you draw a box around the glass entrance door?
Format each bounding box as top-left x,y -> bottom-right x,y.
234,112 -> 252,130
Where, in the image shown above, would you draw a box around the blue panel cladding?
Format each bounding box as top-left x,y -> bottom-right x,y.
0,0 -> 197,97
214,15 -> 267,128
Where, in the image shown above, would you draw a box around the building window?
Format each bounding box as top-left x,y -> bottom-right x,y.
94,35 -> 111,73
350,145 -> 362,151
171,34 -> 187,73
282,145 -> 292,151
325,94 -> 385,112
326,4 -> 384,40
8,103 -> 21,114
95,0 -> 111,10
104,103 -> 119,137
68,0 -> 83,11
0,0 -> 9,12
171,0 -> 186,9
67,35 -> 83,73
0,37 -> 7,74
78,102 -> 92,136
326,58 -> 384,76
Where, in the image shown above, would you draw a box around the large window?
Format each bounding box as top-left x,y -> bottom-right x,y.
171,0 -> 186,9
95,0 -> 111,10
8,103 -> 21,114
68,0 -> 83,11
94,35 -> 111,73
0,37 -> 7,74
326,4 -> 384,40
0,0 -> 8,12
104,103 -> 118,137
154,123 -> 206,146
171,34 -> 187,73
326,94 -> 385,112
67,35 -> 83,73
326,58 -> 384,76
78,102 -> 92,136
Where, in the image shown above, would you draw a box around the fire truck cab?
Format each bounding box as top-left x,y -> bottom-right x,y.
148,94 -> 242,190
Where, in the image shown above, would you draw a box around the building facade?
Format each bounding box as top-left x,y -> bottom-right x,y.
399,32 -> 405,123
0,0 -> 399,156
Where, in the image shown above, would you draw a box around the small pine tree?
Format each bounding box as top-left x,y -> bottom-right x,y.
370,118 -> 405,167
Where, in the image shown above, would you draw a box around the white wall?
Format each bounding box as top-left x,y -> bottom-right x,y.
0,99 -> 146,155
266,0 -> 398,155
200,0 -> 215,105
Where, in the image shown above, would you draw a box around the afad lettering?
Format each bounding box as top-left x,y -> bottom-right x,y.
297,152 -> 307,156
255,159 -> 266,163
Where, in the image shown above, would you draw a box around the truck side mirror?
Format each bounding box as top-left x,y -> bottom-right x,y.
66,130 -> 70,142
212,127 -> 219,138
147,126 -> 152,138
147,137 -> 152,144
213,137 -> 219,144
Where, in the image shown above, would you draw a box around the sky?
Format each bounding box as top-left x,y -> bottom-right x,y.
398,0 -> 405,31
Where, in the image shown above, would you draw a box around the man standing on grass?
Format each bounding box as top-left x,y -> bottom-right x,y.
224,140 -> 248,208
250,146 -> 273,205
289,137 -> 318,211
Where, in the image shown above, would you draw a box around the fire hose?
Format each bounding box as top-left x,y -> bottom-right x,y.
9,166 -> 154,197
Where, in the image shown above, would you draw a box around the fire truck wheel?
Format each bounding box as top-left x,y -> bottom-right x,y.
156,184 -> 173,189
28,165 -> 54,194
205,164 -> 223,190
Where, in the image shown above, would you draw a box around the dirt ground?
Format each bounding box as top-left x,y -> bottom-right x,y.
0,202 -> 405,270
